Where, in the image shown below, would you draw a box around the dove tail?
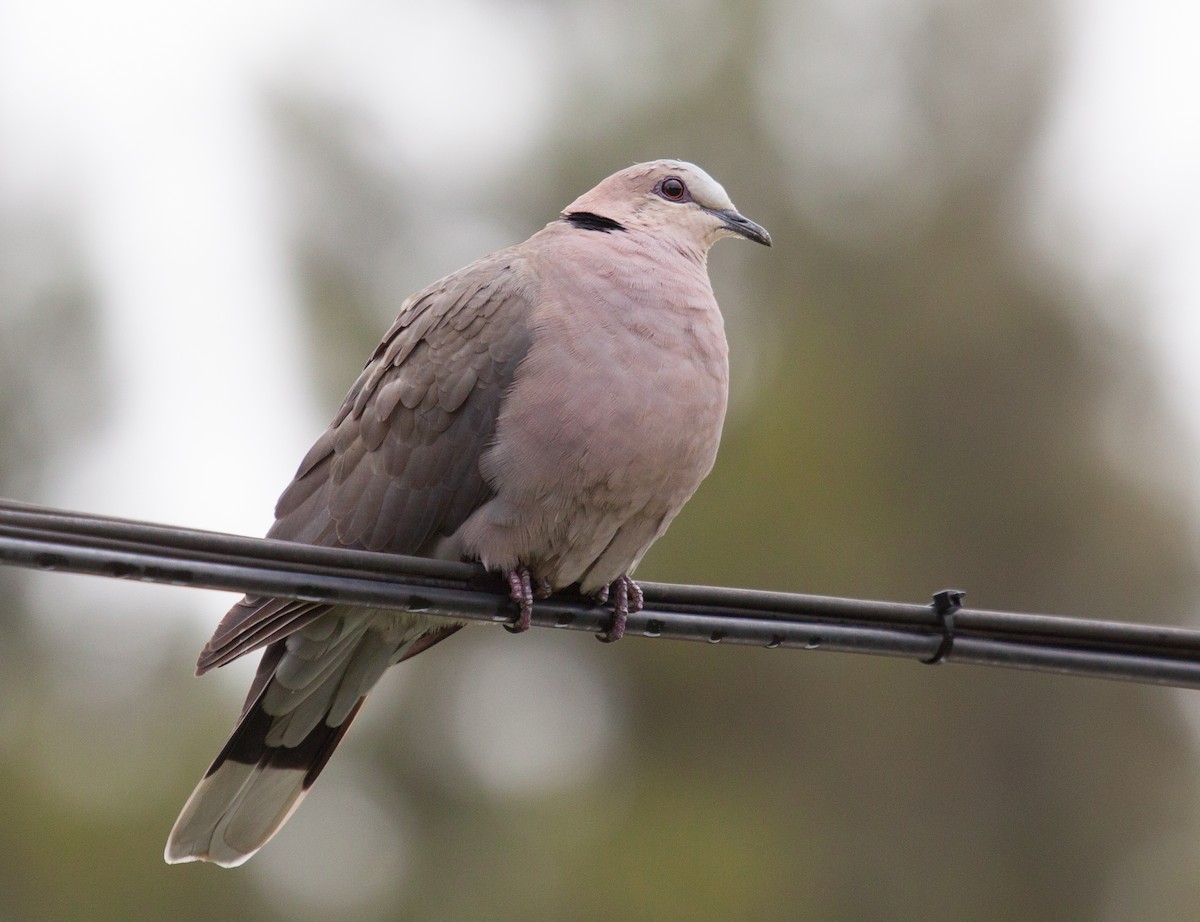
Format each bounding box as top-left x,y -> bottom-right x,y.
163,678 -> 364,868
165,620 -> 462,867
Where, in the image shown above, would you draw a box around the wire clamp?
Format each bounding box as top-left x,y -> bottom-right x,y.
922,588 -> 965,665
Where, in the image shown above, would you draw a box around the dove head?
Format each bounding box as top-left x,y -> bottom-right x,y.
562,160 -> 771,254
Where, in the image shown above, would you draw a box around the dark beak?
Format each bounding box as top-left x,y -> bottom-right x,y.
713,208 -> 772,246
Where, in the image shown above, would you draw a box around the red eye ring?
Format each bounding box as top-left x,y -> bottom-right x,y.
661,177 -> 686,200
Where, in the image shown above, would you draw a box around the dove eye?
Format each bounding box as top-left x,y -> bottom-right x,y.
659,177 -> 688,201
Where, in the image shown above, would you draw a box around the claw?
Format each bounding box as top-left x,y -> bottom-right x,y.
596,574 -> 643,643
505,567 -> 535,633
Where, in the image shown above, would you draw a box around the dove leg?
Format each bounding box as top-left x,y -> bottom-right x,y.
596,574 -> 643,643
505,566 -> 535,633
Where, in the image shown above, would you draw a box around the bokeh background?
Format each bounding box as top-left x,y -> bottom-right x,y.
3,0 -> 1200,918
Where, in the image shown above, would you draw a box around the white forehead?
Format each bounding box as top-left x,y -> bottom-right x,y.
646,159 -> 734,209
562,159 -> 738,218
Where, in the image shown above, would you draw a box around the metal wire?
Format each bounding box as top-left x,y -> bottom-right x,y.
2,497 -> 1200,689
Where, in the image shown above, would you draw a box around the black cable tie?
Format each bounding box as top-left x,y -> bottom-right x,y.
922,589 -> 965,665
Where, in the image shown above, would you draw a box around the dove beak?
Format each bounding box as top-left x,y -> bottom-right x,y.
713,208 -> 772,246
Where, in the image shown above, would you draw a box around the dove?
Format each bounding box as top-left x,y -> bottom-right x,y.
165,159 -> 770,866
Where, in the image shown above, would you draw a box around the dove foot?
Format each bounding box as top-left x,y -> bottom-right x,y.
595,575 -> 643,643
504,567 -> 551,633
504,567 -> 534,633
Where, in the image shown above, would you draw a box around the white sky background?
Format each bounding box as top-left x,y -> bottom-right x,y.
0,0 -> 554,535
0,0 -> 1195,538
0,0 -> 556,659
0,0 -> 314,532
1033,0 -> 1200,460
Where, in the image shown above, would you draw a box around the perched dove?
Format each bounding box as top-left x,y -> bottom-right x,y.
165,159 -> 770,866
